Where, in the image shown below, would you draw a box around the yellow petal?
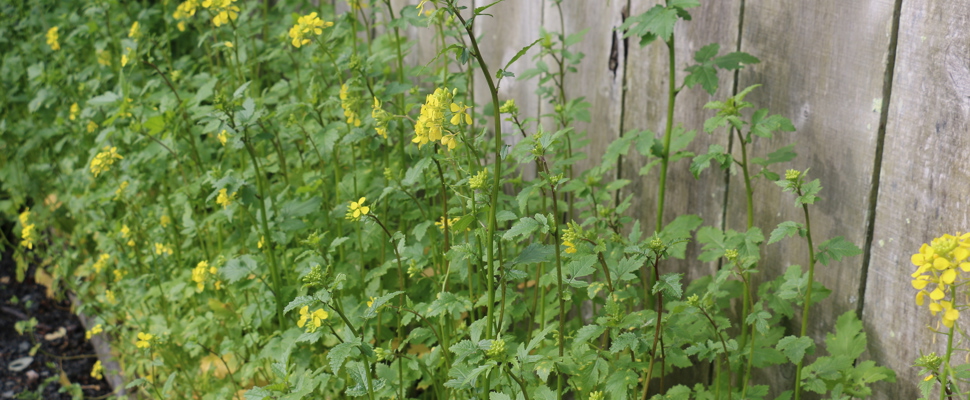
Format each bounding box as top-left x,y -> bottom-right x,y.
912,278 -> 930,289
956,247 -> 970,262
916,291 -> 926,306
934,257 -> 951,270
912,253 -> 926,266
930,287 -> 946,300
942,269 -> 957,284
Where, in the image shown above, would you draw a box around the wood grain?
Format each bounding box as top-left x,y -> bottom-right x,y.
864,1 -> 970,398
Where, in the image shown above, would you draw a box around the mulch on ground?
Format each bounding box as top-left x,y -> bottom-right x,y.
0,253 -> 114,399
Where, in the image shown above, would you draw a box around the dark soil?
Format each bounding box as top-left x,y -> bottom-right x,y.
0,253 -> 114,399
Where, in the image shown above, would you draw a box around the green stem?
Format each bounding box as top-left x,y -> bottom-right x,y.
242,134 -> 285,326
655,37 -> 676,235
793,193 -> 817,400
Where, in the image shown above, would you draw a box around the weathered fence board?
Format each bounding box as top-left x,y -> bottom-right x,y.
733,0 -> 895,394
864,1 -> 970,398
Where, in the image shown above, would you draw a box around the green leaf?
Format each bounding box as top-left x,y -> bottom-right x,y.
668,0 -> 701,9
362,291 -> 403,319
825,311 -> 866,360
402,157 -> 432,187
693,43 -> 720,62
450,340 -> 481,363
284,296 -> 315,314
503,38 -> 542,72
714,52 -> 761,70
690,144 -> 730,178
776,336 -> 814,364
426,292 -> 472,318
605,369 -> 639,400
620,5 -> 679,44
610,332 -> 640,354
573,325 -> 606,350
752,144 -> 798,167
659,214 -> 703,258
684,64 -> 718,95
564,28 -> 590,46
281,196 -> 322,218
652,273 -> 683,299
768,221 -> 804,244
328,340 -> 361,375
503,217 -> 538,241
513,243 -> 554,265
222,255 -> 258,283
816,236 -> 862,266
563,255 -> 597,288
489,393 -> 512,400
796,179 -> 822,205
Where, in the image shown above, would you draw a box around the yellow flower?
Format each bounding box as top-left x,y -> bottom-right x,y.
113,269 -> 126,282
19,208 -> 35,250
87,120 -> 99,133
90,360 -> 103,380
412,88 -> 452,147
90,146 -> 123,177
297,305 -> 329,332
257,236 -> 265,249
469,169 -> 488,189
372,97 -> 389,139
192,261 -> 212,292
346,197 -> 370,221
434,216 -> 460,231
216,188 -> 235,209
450,102 -> 472,125
563,240 -> 577,254
46,27 -> 60,51
288,12 -> 333,48
925,374 -> 935,382
154,242 -> 173,256
105,290 -> 117,304
85,324 -> 103,340
121,47 -> 131,67
69,103 -> 80,121
121,224 -> 130,238
217,129 -> 230,145
177,21 -> 187,32
135,332 -> 154,348
440,134 -> 458,150
160,215 -> 171,228
173,0 -> 198,19
128,21 -> 141,39
202,0 -> 239,27
224,41 -> 233,48
92,254 -> 111,274
912,233 -> 970,328
339,84 -> 362,127
367,297 -> 376,307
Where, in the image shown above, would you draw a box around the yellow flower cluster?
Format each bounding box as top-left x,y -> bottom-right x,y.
92,254 -> 111,274
912,233 -> 970,328
435,216 -> 460,231
19,208 -> 35,250
372,97 -> 390,139
135,332 -> 154,348
154,242 -> 174,256
160,215 -> 171,228
105,290 -> 117,304
173,0 -> 198,31
413,88 -> 468,150
90,360 -> 103,380
216,188 -> 235,209
192,260 -> 218,292
201,0 -> 239,27
346,197 -> 370,221
87,120 -> 99,133
121,224 -> 135,247
217,129 -> 230,145
288,12 -> 333,48
561,221 -> 582,255
339,84 -> 362,127
469,169 -> 488,189
90,146 -> 123,177
85,324 -> 103,340
97,50 -> 111,66
69,103 -> 80,121
128,21 -> 141,39
298,305 -> 329,332
46,27 -> 60,51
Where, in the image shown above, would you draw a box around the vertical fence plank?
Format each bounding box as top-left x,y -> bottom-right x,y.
865,1 -> 970,398
621,0 -> 742,281
734,0 -> 895,395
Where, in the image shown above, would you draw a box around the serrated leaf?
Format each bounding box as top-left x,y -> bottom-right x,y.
513,243 -> 554,265
816,236 -> 862,266
795,179 -> 822,205
605,369 -> 639,400
660,214 -> 704,258
652,273 -> 683,299
402,157 -> 432,186
503,217 -> 538,241
222,255 -> 257,283
690,144 -> 730,178
693,43 -> 720,62
776,335 -> 814,364
450,340 -> 480,363
281,197 -> 322,218
684,64 -> 718,95
503,38 -> 542,72
573,325 -> 605,350
328,341 -> 360,375
714,52 -> 761,70
490,393 -> 512,400
362,291 -> 403,319
825,311 -> 866,360
284,296 -> 315,314
769,221 -> 804,244
426,292 -> 471,318
610,332 -> 640,354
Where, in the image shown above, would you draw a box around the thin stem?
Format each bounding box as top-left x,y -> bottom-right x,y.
793,192 -> 817,400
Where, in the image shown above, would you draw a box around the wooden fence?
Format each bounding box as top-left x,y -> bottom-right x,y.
378,0 -> 966,397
